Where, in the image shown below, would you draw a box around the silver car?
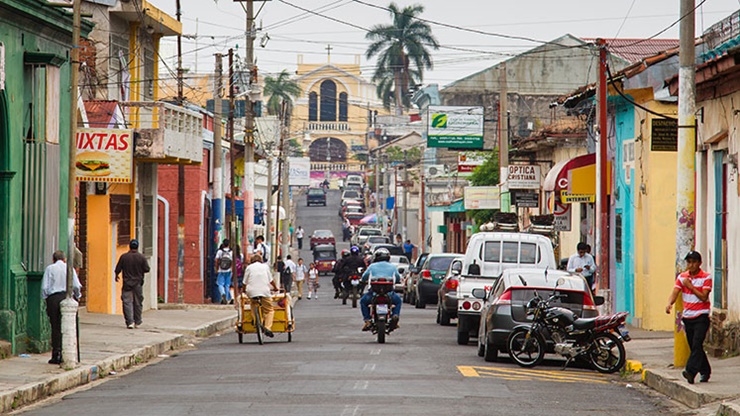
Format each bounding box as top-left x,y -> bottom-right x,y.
389,255 -> 410,292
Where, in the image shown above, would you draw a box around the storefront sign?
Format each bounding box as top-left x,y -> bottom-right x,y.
651,118 -> 678,152
560,191 -> 595,204
513,191 -> 539,207
507,164 -> 541,189
288,157 -> 311,186
553,209 -> 571,231
464,186 -> 500,209
427,106 -> 484,149
75,128 -> 133,183
457,151 -> 488,172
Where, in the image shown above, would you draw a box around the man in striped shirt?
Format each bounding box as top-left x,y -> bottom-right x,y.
666,250 -> 712,384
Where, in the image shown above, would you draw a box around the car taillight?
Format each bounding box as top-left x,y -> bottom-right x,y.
493,289 -> 512,306
462,301 -> 471,310
472,301 -> 481,311
583,292 -> 597,311
445,279 -> 458,290
421,270 -> 432,280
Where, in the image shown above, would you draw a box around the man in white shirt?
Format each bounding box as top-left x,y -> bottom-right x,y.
295,226 -> 305,250
243,254 -> 279,337
282,255 -> 297,293
255,235 -> 270,263
294,258 -> 308,300
41,250 -> 82,364
567,242 -> 596,291
215,239 -> 234,304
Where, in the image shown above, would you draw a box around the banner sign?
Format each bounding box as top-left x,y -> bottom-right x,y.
560,191 -> 595,204
464,186 -> 500,210
427,106 -> 484,149
457,151 -> 488,172
288,157 -> 311,186
507,164 -> 541,189
75,128 -> 133,183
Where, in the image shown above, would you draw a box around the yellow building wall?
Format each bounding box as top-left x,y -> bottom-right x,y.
632,101 -> 679,330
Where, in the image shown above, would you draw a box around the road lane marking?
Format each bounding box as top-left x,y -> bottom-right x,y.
353,380 -> 369,390
341,405 -> 360,416
457,365 -> 609,384
363,363 -> 376,372
370,349 -> 381,355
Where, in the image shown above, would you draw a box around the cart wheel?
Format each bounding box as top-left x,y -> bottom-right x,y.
238,332 -> 243,344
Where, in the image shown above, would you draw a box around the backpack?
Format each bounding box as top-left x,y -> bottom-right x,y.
218,249 -> 233,270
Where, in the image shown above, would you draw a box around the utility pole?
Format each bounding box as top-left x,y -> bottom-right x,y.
499,62 -> 510,212
674,0 -> 696,367
265,156 -> 273,263
281,134 -> 291,265
374,156 -> 380,224
244,0 -> 257,249
176,0 -> 185,304
228,48 -> 238,298
402,150 -> 408,241
595,39 -> 609,295
420,168 -> 426,251
275,100 -> 287,266
61,0 -> 82,367
212,54 -> 224,290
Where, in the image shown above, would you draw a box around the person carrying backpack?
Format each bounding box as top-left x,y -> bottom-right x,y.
282,255 -> 297,294
215,239 -> 234,304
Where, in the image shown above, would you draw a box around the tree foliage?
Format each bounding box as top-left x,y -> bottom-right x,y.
467,150 -> 500,225
263,70 -> 302,116
365,3 -> 439,114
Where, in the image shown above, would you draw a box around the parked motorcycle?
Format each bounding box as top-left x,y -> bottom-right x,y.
342,269 -> 364,308
368,277 -> 396,344
507,281 -> 631,373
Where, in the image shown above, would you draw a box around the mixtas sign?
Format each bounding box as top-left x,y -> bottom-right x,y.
75,128 -> 133,183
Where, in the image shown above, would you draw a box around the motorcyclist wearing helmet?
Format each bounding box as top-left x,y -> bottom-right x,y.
332,249 -> 350,299
360,248 -> 402,331
341,245 -> 367,296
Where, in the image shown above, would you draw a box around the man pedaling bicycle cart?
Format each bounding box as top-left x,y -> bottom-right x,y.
242,254 -> 279,337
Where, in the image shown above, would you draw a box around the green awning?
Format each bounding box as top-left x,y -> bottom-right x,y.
427,199 -> 465,213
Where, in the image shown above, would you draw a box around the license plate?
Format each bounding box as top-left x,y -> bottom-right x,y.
619,325 -> 631,341
376,304 -> 389,315
351,280 -> 360,286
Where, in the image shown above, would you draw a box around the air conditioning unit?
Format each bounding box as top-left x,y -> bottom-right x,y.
425,164 -> 447,179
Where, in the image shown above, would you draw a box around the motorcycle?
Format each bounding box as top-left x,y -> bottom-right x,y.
368,277 -> 396,344
342,268 -> 364,308
507,280 -> 631,373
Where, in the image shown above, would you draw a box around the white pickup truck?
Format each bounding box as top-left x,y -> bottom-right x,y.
453,232 -> 556,345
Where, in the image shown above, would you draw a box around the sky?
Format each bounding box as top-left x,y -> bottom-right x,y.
149,0 -> 740,89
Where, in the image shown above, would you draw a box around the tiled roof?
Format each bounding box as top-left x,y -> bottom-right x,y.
83,100 -> 119,128
583,38 -> 680,64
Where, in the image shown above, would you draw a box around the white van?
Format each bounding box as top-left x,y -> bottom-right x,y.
453,232 -> 556,345
345,174 -> 363,189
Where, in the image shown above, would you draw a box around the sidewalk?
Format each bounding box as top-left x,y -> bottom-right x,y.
0,305 -> 237,414
624,325 -> 740,415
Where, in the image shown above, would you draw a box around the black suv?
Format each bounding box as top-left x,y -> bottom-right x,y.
306,188 -> 327,206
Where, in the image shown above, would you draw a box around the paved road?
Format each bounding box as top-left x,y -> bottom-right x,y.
20,189 -> 673,416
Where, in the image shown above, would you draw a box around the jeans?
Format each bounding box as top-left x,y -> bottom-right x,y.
683,314 -> 712,378
217,271 -> 232,301
360,290 -> 402,321
297,238 -> 303,250
121,284 -> 144,326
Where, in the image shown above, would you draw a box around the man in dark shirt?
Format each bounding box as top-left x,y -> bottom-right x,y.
115,239 -> 150,329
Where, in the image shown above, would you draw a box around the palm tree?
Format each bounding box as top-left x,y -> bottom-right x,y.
365,3 -> 439,115
263,70 -> 302,116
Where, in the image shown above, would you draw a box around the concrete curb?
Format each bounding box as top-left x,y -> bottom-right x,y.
643,368 -> 720,409
717,401 -> 740,416
0,316 -> 234,414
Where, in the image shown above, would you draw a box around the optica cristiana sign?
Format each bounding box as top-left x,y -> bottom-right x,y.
427,106 -> 484,149
507,164 -> 541,189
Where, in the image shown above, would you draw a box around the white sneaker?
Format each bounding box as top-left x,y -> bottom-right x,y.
307,295 -> 311,299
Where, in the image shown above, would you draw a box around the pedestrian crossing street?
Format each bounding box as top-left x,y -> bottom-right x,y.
457,365 -> 610,384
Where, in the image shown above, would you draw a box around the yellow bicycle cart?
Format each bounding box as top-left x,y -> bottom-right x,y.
236,292 -> 295,344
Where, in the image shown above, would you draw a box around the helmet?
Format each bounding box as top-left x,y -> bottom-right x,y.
350,245 -> 360,255
373,248 -> 391,263
341,249 -> 350,258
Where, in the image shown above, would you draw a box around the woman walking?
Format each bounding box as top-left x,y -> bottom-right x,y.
307,262 -> 320,300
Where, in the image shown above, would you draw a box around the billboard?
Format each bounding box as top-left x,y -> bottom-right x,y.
75,128 -> 133,183
457,151 -> 488,173
288,157 -> 311,186
427,106 -> 484,149
464,186 -> 500,210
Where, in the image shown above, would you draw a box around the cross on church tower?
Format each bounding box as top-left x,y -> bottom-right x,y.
326,44 -> 333,63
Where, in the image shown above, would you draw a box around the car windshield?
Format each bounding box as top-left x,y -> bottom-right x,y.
314,250 -> 335,259
308,188 -> 324,195
343,191 -> 360,199
346,206 -> 363,213
427,256 -> 458,271
390,256 -> 409,264
362,229 -> 382,236
366,236 -> 388,244
314,230 -> 333,238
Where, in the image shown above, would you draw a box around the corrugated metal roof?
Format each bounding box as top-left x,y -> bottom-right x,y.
584,38 -> 680,64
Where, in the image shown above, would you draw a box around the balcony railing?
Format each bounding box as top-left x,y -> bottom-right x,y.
122,101 -> 204,164
307,122 -> 350,132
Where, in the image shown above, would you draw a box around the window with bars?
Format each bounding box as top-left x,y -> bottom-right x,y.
110,194 -> 132,246
615,213 -> 623,264
109,34 -> 130,101
308,92 -> 317,121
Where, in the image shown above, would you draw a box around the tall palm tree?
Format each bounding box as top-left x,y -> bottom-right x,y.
365,3 -> 439,115
263,70 -> 302,116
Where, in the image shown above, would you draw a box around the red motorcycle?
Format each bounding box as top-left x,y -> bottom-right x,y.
368,277 -> 395,344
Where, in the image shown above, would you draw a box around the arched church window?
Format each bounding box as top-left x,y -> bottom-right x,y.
308,91 -> 318,121
320,79 -> 336,122
339,92 -> 348,122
